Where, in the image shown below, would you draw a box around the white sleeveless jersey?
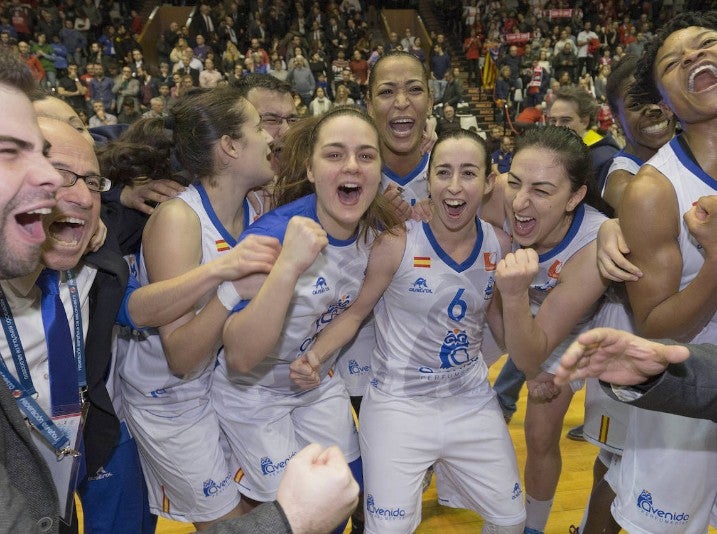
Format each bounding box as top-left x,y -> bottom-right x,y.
650,137 -> 717,343
117,184 -> 256,407
609,136 -> 717,534
602,149 -> 643,197
371,218 -> 500,399
380,152 -> 430,207
336,155 -> 431,395
526,204 -> 607,331
219,194 -> 371,395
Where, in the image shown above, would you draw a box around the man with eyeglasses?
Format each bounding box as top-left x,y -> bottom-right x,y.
236,74 -> 300,176
0,115 -> 156,534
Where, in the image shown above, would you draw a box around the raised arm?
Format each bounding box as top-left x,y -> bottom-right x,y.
222,216 -> 328,374
289,229 -> 406,389
142,199 -> 247,378
620,168 -> 717,340
496,243 -> 608,377
127,234 -> 280,328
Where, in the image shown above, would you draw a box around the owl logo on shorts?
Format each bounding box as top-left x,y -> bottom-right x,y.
637,490 -> 653,511
438,328 -> 471,369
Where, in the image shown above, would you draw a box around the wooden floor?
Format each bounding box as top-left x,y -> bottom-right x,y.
79,356 -> 717,533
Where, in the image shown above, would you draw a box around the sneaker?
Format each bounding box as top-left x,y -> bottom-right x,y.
566,424 -> 585,441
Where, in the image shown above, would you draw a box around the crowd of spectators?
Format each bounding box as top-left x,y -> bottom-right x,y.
3,0 -> 715,132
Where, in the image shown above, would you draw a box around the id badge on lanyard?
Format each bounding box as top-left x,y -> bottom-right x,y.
0,271 -> 88,524
32,402 -> 88,524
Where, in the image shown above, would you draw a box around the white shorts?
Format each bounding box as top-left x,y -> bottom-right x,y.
583,378 -> 630,453
611,408 -> 717,533
540,335 -> 584,392
122,398 -> 240,522
604,451 -> 621,493
584,295 -> 634,453
335,313 -> 376,397
212,368 -> 360,502
359,386 -> 525,533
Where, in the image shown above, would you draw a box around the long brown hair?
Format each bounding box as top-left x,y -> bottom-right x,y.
274,105 -> 403,242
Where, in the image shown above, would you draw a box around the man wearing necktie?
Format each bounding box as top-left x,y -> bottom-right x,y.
0,58 -> 64,533
0,116 -> 153,534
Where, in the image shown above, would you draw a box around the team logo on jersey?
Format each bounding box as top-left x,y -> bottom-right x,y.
366,494 -> 406,520
547,260 -> 563,279
315,295 -> 351,328
483,252 -> 497,271
149,388 -> 167,398
260,452 -> 296,476
484,275 -> 495,300
413,256 -> 431,268
409,277 -> 433,294
215,239 -> 230,252
312,276 -> 330,295
512,482 -> 522,500
438,328 -> 473,369
348,359 -> 371,375
88,467 -> 113,481
202,474 -> 232,497
636,490 -> 690,525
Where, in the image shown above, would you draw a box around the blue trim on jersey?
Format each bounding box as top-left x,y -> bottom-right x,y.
195,182 -> 240,247
614,149 -> 644,166
670,136 -> 717,191
536,203 -> 585,263
423,219 -> 483,273
241,193 -> 358,246
382,152 -> 429,187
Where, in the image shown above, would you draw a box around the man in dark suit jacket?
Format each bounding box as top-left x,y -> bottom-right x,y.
555,327 -> 717,423
191,3 -> 216,40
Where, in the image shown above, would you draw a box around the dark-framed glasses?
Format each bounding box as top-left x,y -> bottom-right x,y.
260,113 -> 301,127
55,168 -> 112,193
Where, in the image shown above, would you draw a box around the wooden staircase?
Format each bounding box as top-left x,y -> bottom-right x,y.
417,0 -> 496,130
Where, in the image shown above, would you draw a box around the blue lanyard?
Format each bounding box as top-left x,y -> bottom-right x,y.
66,272 -> 87,390
0,270 -> 86,452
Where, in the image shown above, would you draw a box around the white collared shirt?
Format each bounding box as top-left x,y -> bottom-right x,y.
0,264 -> 97,414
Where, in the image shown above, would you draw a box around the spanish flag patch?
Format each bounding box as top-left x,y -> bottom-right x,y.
216,239 -> 230,252
414,256 -> 431,268
598,415 -> 610,444
162,485 -> 170,513
234,468 -> 244,483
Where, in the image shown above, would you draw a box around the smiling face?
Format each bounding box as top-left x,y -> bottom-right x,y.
39,119 -> 100,270
0,86 -> 62,278
306,114 -> 382,240
367,55 -> 432,166
617,77 -> 676,152
504,146 -> 586,254
429,136 -> 493,235
654,25 -> 717,125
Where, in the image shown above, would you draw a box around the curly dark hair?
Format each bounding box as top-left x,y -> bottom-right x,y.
97,118 -> 176,187
630,11 -> 717,109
